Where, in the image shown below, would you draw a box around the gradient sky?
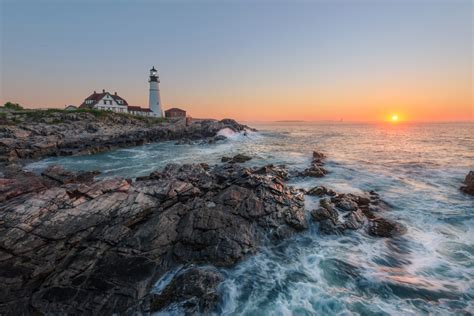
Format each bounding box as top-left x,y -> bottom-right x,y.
1,0 -> 472,121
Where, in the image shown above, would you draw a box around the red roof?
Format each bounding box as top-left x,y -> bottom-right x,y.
79,91 -> 128,108
127,106 -> 151,112
165,108 -> 186,113
111,94 -> 128,105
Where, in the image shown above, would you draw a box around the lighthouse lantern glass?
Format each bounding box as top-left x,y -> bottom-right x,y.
151,69 -> 157,76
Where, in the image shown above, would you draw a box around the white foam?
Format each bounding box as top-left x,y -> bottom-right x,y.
217,128 -> 238,138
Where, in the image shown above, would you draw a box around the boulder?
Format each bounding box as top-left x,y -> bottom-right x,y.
460,171 -> 474,195
312,151 -> 326,160
368,217 -> 407,238
150,267 -> 223,313
310,189 -> 405,238
221,154 -> 252,164
300,151 -> 328,177
306,186 -> 337,197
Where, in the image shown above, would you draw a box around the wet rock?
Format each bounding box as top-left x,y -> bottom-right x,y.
221,154 -> 252,164
301,166 -> 327,177
333,197 -> 359,212
41,165 -> 99,184
460,171 -> 474,195
343,209 -> 365,230
135,170 -> 161,181
311,200 -> 338,223
150,267 -> 223,314
300,150 -> 328,177
175,138 -> 195,145
306,186 -> 337,196
368,217 -> 407,238
254,164 -> 289,180
311,189 -> 404,237
0,163 -> 306,314
205,135 -> 227,144
312,151 -> 326,160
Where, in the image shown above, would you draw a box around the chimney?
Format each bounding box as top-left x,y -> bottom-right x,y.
102,89 -> 105,93
94,90 -> 96,94
114,92 -> 117,95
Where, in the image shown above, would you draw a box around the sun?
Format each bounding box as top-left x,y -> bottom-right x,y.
391,115 -> 399,122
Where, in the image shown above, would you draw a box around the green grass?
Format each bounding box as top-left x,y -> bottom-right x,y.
1,106 -> 168,125
73,108 -> 110,118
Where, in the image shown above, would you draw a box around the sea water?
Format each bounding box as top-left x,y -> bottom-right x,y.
26,122 -> 474,315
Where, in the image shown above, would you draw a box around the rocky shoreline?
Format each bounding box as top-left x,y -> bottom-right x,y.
1,110 -> 472,314
0,108 -> 251,165
0,162 -> 308,314
0,150 -> 413,315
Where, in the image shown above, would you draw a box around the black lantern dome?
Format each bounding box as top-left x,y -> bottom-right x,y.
149,66 -> 158,82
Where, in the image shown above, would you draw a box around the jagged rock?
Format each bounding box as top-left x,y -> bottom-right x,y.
311,189 -> 405,238
150,267 -> 223,313
300,150 -> 328,177
0,171 -> 47,202
135,170 -> 161,181
41,165 -> 99,184
221,154 -> 252,164
0,163 -> 307,314
0,164 -> 101,203
460,171 -> 474,195
311,205 -> 338,224
205,135 -> 227,144
312,151 -> 326,160
254,164 -> 289,180
306,186 -> 337,197
368,217 -> 407,238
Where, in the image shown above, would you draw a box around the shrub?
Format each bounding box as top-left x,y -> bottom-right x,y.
3,102 -> 23,111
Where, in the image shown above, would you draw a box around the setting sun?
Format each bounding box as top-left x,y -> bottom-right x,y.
391,115 -> 399,122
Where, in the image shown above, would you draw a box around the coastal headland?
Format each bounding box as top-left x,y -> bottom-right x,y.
0,107 -> 249,165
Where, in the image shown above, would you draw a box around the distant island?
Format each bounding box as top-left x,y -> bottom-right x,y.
274,120 -> 306,122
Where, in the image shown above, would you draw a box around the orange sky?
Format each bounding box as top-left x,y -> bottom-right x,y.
1,1 -> 472,122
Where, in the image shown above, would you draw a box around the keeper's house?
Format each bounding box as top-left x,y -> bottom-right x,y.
79,89 -> 150,116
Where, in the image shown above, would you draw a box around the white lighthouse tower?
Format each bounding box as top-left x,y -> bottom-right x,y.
148,66 -> 163,117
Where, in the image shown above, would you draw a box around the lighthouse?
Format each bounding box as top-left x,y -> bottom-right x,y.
148,66 -> 163,117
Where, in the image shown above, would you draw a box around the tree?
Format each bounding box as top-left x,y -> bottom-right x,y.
2,102 -> 23,111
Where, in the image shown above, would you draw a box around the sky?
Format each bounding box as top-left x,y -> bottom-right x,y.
1,0 -> 472,121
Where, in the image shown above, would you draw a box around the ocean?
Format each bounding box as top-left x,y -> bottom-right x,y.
26,122 -> 474,315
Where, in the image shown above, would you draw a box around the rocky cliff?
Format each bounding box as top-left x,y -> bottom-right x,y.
0,109 -> 250,163
0,163 -> 306,314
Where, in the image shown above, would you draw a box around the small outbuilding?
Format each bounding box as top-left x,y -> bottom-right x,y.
165,108 -> 186,118
64,105 -> 77,111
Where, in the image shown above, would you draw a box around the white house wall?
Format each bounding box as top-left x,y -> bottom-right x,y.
93,94 -> 128,113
